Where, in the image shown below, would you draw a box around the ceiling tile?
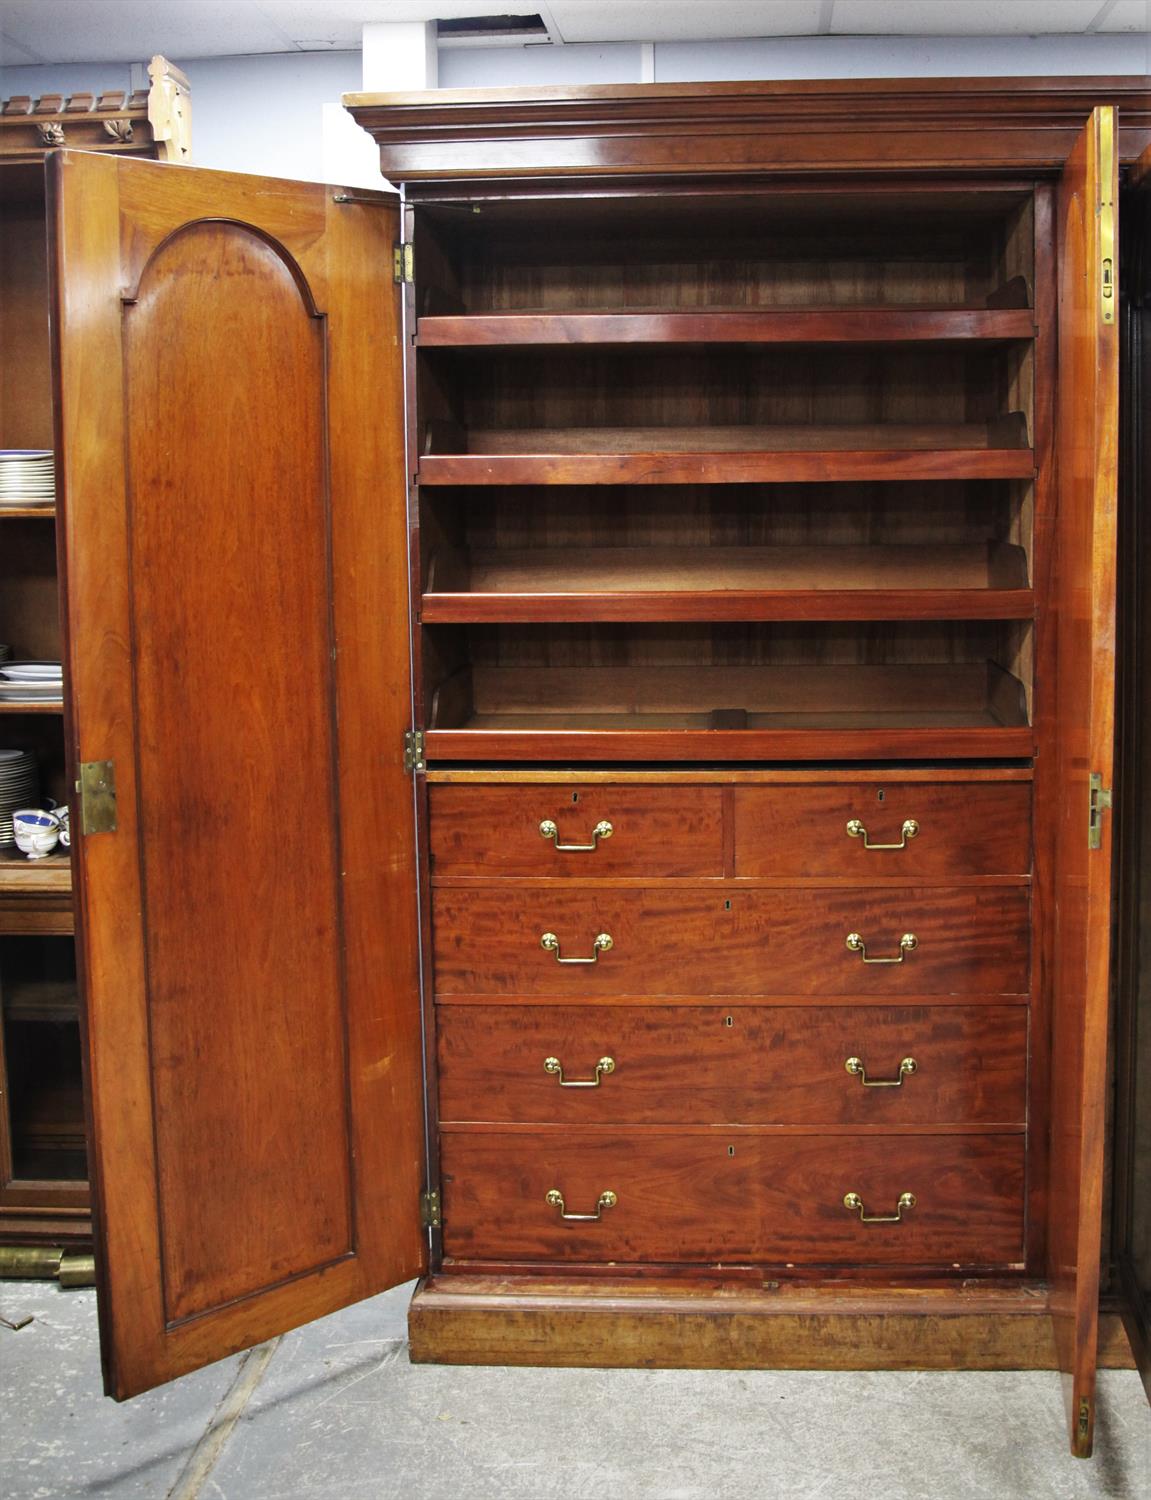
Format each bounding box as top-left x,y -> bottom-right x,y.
1096,0 -> 1151,30
831,1 -> 1111,34
0,0 -> 289,64
258,0 -> 525,48
549,1 -> 826,44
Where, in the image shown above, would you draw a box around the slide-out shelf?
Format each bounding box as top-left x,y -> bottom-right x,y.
416,308 -> 1037,348
418,424 -> 1035,487
425,662 -> 1033,763
421,542 -> 1033,624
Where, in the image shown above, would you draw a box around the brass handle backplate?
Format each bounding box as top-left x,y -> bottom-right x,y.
843,1191 -> 916,1224
544,1055 -> 615,1087
846,817 -> 918,851
845,1056 -> 918,1088
546,1187 -> 617,1222
541,931 -> 613,964
845,932 -> 917,964
539,818 -> 613,852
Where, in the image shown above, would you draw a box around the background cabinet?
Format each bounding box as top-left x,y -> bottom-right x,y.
0,59 -> 189,1268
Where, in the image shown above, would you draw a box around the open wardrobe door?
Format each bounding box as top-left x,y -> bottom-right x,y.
1048,106 -> 1121,1457
1113,141 -> 1151,1407
48,151 -> 426,1398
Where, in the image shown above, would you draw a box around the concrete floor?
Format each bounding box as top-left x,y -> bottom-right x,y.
1,1279 -> 1148,1500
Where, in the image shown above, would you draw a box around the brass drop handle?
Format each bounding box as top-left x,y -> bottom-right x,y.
546,1187 -> 618,1222
539,818 -> 613,852
844,1191 -> 917,1224
846,817 -> 919,850
544,1055 -> 615,1087
845,932 -> 917,964
541,931 -> 613,964
845,1055 -> 917,1088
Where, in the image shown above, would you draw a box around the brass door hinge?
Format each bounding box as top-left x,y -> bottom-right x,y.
420,1189 -> 441,1229
1099,108 -> 1115,324
76,760 -> 117,834
1089,772 -> 1112,850
403,729 -> 425,774
393,242 -> 414,284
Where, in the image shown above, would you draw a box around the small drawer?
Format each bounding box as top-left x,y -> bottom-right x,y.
429,784 -> 723,878
440,1130 -> 1025,1266
735,781 -> 1031,878
432,886 -> 1030,997
436,1004 -> 1028,1126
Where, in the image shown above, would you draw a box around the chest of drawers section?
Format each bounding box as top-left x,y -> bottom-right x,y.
428,772 -> 1033,1272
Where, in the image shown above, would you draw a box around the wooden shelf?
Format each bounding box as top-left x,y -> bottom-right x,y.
421,543 -> 1033,623
426,662 -> 1032,761
419,424 -> 1035,487
0,701 -> 63,714
426,724 -> 1034,762
417,308 -> 1037,348
0,505 -> 55,518
0,854 -> 72,895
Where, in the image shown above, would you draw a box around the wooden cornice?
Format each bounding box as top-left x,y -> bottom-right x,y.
0,55 -> 190,165
345,75 -> 1151,183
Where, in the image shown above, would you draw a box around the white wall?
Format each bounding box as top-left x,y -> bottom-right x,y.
439,33 -> 1148,88
1,32 -> 1146,181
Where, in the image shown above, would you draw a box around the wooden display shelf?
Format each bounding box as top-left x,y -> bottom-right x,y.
417,308 -> 1037,347
2,978 -> 79,1023
418,423 -> 1036,486
0,701 -> 63,714
12,1084 -> 86,1154
0,853 -> 72,895
426,661 -> 1033,761
421,542 -> 1033,623
0,505 -> 55,518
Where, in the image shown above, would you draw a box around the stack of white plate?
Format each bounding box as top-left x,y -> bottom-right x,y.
0,662 -> 63,703
0,749 -> 40,847
0,450 -> 55,508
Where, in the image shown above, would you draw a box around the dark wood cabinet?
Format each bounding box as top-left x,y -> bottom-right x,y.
0,59 -> 190,1266
39,76 -> 1151,1456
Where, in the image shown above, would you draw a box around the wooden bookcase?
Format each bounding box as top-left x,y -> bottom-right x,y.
0,59 -> 190,1263
37,76 -> 1150,1457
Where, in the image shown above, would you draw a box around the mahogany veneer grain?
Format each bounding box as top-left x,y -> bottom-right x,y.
436,1004 -> 1027,1126
439,1131 -> 1025,1265
416,309 -> 1037,347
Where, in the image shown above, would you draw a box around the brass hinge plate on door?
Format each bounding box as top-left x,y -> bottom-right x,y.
76,760 -> 117,834
403,729 -> 426,774
1088,772 -> 1112,850
420,1189 -> 441,1229
1099,108 -> 1115,324
393,242 -> 414,284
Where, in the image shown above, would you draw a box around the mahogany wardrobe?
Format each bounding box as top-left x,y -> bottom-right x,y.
37,78 -> 1151,1456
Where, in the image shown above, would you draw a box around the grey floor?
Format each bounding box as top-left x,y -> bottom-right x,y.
1,1279 -> 1148,1500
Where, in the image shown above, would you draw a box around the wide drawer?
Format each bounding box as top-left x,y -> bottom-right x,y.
432,886 -> 1030,997
436,1004 -> 1028,1125
440,1131 -> 1025,1265
429,784 -> 724,877
735,781 -> 1031,877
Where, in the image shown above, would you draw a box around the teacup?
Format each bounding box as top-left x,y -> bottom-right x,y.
54,803 -> 70,849
12,808 -> 60,860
